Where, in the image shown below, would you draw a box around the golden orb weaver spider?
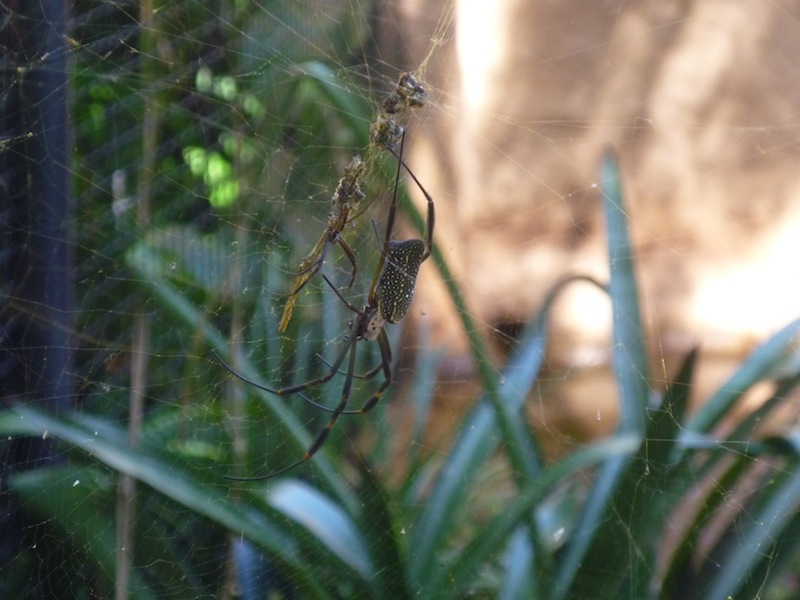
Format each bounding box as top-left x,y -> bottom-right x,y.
216,132 -> 435,480
278,71 -> 427,333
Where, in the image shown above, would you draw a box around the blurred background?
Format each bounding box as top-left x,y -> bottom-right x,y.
399,0 -> 800,456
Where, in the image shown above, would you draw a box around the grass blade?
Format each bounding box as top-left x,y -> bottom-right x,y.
555,151 -> 649,597
267,480 -> 373,579
683,317 -> 800,437
125,241 -> 358,511
429,435 -> 641,599
408,276 -> 602,587
0,404 -> 339,598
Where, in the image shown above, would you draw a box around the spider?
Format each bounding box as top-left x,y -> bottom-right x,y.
278,155 -> 366,333
279,72 -> 427,333
217,133 -> 435,480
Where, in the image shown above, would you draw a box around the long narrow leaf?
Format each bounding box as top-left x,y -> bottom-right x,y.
297,61 -> 371,149
267,480 -> 373,579
0,405 -> 338,598
555,152 -> 649,597
645,347 -> 698,469
11,466 -> 157,600
704,455 -> 800,600
429,435 -> 641,599
602,150 -> 649,433
408,276 -> 605,587
357,462 -> 412,598
683,316 -> 800,437
500,527 -> 536,600
125,241 -> 358,512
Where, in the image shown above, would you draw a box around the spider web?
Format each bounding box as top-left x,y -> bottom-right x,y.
3,1 -> 800,598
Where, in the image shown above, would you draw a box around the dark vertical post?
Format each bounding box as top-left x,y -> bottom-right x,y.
0,0 -> 73,591
2,0 -> 73,446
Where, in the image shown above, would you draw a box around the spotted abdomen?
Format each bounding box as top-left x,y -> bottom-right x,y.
376,239 -> 425,323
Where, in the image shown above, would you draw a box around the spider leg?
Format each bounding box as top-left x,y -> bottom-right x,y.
286,232 -> 359,299
315,277 -> 390,389
213,310 -> 359,398
212,349 -> 283,395
382,133 -> 403,249
315,353 -> 384,381
386,139 -> 435,260
366,133 -> 405,303
320,274 -> 361,314
336,236 -> 358,289
371,218 -> 383,248
279,235 -> 330,333
312,325 -> 391,412
358,327 -> 393,414
226,321 -> 362,481
298,327 -> 361,457
211,350 -> 363,415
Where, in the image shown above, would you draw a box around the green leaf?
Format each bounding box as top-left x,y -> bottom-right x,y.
267,479 -> 372,579
296,61 -> 372,148
646,346 -> 698,470
554,151 -> 649,598
683,316 -> 800,438
0,405 -> 336,598
429,435 -> 641,599
357,463 -> 412,598
10,466 -> 157,600
408,275 -> 605,589
124,240 -> 358,513
499,527 -> 535,600
602,150 -> 649,434
702,453 -> 800,600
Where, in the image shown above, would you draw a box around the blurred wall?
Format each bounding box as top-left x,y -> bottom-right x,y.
384,0 -> 800,453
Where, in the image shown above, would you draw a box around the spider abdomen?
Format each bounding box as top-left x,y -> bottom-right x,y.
377,239 -> 426,323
